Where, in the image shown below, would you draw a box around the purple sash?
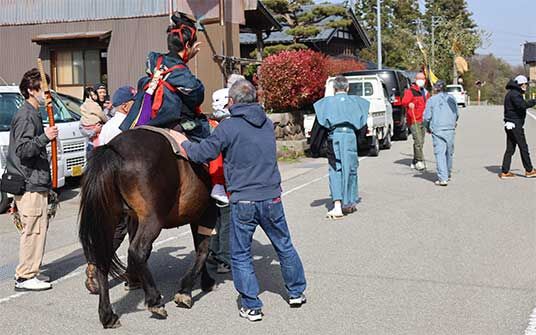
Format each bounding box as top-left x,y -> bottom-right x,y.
136,93 -> 154,126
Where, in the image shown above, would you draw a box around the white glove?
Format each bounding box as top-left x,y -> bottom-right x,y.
504,122 -> 516,130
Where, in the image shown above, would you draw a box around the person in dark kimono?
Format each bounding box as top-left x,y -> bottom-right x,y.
313,76 -> 368,219
119,11 -> 226,201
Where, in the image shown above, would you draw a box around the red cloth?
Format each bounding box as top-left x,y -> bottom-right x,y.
208,119 -> 225,185
209,154 -> 225,185
401,83 -> 430,126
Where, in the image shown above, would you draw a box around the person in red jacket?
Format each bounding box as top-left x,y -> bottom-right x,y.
401,72 -> 430,170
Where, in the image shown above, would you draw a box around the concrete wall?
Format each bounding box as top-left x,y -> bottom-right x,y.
0,16 -> 240,112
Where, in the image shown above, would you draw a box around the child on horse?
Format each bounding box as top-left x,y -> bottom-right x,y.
119,11 -> 228,205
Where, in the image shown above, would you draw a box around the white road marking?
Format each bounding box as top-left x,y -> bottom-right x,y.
282,174 -> 329,197
0,232 -> 190,304
0,156 -> 367,304
525,305 -> 536,335
527,110 -> 536,122
282,157 -> 366,197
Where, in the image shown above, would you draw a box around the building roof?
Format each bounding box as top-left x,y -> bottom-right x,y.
240,5 -> 370,48
32,31 -> 111,44
523,42 -> 536,63
0,0 -> 260,26
240,1 -> 282,33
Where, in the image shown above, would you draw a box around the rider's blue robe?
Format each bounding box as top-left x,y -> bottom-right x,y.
313,93 -> 369,207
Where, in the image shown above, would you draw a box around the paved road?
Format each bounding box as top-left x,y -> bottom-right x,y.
0,105 -> 535,334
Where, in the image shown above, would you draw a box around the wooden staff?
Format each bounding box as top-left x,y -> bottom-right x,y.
37,58 -> 58,189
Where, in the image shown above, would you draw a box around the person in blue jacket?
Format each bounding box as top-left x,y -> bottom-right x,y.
175,79 -> 307,322
313,75 -> 368,219
423,80 -> 459,186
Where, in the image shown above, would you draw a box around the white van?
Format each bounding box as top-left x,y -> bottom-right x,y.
320,74 -> 394,156
446,84 -> 467,107
0,85 -> 87,211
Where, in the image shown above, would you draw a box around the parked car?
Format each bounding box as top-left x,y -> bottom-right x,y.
342,69 -> 411,140
304,74 -> 394,157
56,92 -> 83,116
446,84 -> 467,107
0,86 -> 87,212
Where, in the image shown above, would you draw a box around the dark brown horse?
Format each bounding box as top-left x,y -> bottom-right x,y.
79,129 -> 218,328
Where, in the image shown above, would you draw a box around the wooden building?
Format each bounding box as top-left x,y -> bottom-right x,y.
0,0 -> 279,111
240,5 -> 370,59
524,42 -> 536,82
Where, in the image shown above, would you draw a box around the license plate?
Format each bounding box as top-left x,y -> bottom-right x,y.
71,165 -> 83,177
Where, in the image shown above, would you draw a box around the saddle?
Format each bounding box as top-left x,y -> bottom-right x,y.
137,125 -> 188,159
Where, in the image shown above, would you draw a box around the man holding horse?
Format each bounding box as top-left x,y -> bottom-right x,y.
176,79 -> 307,322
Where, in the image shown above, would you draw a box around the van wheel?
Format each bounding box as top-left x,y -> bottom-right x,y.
381,130 -> 392,150
0,192 -> 11,214
369,136 -> 380,157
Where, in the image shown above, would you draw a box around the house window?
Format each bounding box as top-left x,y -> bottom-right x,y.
56,49 -> 102,86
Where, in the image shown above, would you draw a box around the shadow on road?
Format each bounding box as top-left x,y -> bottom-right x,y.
41,248 -> 87,282
484,165 -> 502,175
310,198 -> 331,209
107,238 -> 288,319
412,171 -> 438,183
58,176 -> 81,202
393,158 -> 413,167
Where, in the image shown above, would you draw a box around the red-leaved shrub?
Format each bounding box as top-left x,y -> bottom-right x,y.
259,50 -> 329,112
326,57 -> 366,76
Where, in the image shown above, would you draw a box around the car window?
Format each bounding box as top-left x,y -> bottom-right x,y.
349,82 -> 374,97
447,86 -> 462,93
39,92 -> 79,123
0,93 -> 24,131
383,85 -> 389,99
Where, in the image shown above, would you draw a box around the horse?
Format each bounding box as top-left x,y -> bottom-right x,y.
78,128 -> 219,328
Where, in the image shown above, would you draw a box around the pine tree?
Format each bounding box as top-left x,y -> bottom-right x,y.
263,0 -> 351,53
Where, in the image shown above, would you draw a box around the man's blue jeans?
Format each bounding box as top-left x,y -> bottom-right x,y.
432,130 -> 455,182
230,198 -> 306,310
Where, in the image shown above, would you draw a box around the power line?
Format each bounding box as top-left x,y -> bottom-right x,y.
481,28 -> 536,39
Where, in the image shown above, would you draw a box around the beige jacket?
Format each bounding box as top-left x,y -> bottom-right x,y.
80,99 -> 107,126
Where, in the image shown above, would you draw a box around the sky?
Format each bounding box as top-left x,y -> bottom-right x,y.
318,0 -> 536,65
463,0 -> 536,65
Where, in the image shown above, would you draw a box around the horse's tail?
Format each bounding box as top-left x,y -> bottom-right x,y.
79,145 -> 126,278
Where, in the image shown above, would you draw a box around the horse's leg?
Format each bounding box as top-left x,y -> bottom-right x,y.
128,218 -> 167,319
96,264 -> 121,328
174,224 -> 213,308
125,217 -> 142,290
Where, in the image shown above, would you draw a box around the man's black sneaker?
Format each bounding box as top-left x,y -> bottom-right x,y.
289,294 -> 307,308
239,307 -> 263,321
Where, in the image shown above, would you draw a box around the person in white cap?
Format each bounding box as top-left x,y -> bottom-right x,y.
500,75 -> 536,178
207,88 -> 231,205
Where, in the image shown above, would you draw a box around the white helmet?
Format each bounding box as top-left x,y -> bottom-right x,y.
212,88 -> 229,112
514,75 -> 529,85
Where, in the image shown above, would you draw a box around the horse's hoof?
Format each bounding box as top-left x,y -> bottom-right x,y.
174,293 -> 193,309
148,305 -> 168,319
85,279 -> 99,295
102,314 -> 121,329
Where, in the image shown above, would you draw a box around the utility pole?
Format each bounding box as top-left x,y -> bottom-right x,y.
377,0 -> 382,70
431,16 -> 435,69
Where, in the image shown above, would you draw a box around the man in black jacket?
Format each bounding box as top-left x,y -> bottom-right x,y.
500,75 -> 536,178
6,68 -> 58,291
